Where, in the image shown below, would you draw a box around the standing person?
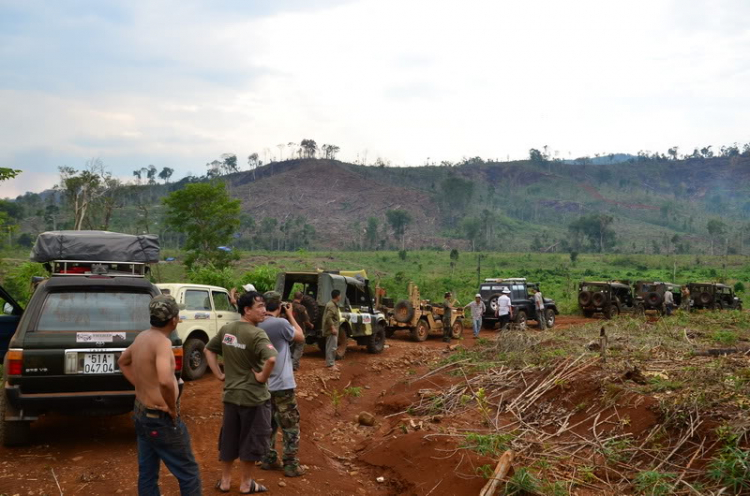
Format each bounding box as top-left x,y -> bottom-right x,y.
259,292 -> 306,478
205,292 -> 277,494
664,288 -> 675,316
496,288 -> 513,331
321,290 -> 342,369
464,294 -> 486,338
680,286 -> 691,312
290,291 -> 311,371
442,292 -> 453,343
118,295 -> 202,496
532,288 -> 547,330
229,283 -> 256,307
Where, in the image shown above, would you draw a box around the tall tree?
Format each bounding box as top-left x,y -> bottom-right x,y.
221,154 -> 238,174
162,182 -> 241,269
707,218 -> 727,256
300,139 -> 318,158
158,167 -> 174,184
386,209 -> 412,250
57,159 -> 106,230
568,214 -> 616,252
146,165 -> 157,185
365,217 -> 379,249
461,216 -> 482,251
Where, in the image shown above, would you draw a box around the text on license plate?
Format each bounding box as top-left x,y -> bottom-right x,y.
83,353 -> 117,374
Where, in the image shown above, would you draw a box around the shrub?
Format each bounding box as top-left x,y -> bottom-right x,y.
187,264 -> 236,290
238,264 -> 278,293
633,470 -> 676,496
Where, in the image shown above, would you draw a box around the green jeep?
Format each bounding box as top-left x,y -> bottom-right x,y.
274,270 -> 387,359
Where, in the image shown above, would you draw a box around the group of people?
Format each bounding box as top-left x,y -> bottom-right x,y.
463,287 -> 548,336
119,289 -> 309,495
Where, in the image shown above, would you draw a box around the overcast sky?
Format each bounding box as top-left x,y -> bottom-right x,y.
1,0 -> 749,198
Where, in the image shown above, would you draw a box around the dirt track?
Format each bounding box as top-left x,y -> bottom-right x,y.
0,316 -> 592,495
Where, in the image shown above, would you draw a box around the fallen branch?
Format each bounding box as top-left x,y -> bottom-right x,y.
479,450 -> 514,496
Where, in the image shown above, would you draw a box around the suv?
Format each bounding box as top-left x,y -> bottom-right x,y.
633,281 -> 681,314
687,283 -> 743,311
479,278 -> 559,329
275,270 -> 387,359
578,281 -> 635,319
1,261 -> 183,446
157,284 -> 240,380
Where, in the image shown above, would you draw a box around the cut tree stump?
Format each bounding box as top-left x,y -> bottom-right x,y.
479,449 -> 514,496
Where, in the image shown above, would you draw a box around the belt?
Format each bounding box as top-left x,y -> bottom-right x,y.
134,399 -> 180,419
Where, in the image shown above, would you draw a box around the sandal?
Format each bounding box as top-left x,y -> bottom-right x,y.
215,480 -> 230,493
240,480 -> 268,494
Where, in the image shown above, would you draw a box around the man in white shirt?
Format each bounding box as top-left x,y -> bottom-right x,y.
496,289 -> 513,330
663,289 -> 674,316
465,294 -> 486,338
532,288 -> 546,330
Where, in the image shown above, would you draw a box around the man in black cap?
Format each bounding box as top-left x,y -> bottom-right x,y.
119,295 -> 202,496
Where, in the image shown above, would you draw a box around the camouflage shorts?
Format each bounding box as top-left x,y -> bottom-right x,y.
264,389 -> 301,467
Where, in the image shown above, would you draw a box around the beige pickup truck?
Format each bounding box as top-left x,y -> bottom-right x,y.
157,283 -> 240,380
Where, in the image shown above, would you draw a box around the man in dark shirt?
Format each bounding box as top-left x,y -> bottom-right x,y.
321,290 -> 342,369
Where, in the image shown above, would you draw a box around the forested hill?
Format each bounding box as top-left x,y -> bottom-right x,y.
8,154 -> 750,255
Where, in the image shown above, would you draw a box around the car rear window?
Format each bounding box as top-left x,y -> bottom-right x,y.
37,292 -> 152,331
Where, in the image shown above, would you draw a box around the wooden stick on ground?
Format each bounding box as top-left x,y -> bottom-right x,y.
479,450 -> 514,496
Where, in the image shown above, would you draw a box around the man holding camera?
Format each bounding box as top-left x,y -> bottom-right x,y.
258,292 -> 306,478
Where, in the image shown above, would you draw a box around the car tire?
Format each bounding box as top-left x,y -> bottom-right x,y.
0,391 -> 31,447
712,302 -> 723,311
699,292 -> 712,305
366,323 -> 386,354
335,326 -> 348,359
489,294 -> 502,313
182,338 -> 207,381
410,319 -> 429,342
646,292 -> 662,306
451,320 -> 463,339
298,294 -> 320,325
393,300 -> 414,323
605,304 -> 620,319
515,310 -> 527,329
544,309 -> 555,328
592,292 -> 607,307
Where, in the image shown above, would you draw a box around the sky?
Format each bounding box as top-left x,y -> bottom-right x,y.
1,0 -> 749,198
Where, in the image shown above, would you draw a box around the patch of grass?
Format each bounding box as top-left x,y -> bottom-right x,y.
475,464 -> 494,479
599,437 -> 634,464
343,386 -> 362,398
633,470 -> 676,496
710,330 -> 738,346
540,480 -> 569,496
504,467 -> 540,495
461,432 -> 515,457
707,446 -> 750,493
647,376 -> 684,393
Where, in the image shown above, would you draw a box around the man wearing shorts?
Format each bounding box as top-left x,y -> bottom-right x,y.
205,292 -> 277,494
119,295 -> 202,496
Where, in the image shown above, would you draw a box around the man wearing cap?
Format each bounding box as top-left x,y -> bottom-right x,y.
442,292 -> 453,343
205,292 -> 277,494
259,292 -> 306,477
118,295 -> 202,496
496,288 -> 513,331
464,294 -> 486,338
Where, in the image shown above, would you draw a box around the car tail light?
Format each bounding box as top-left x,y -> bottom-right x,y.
173,347 -> 183,372
6,350 -> 22,376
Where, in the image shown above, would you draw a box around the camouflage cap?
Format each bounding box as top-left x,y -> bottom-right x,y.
150,294 -> 180,321
263,290 -> 282,304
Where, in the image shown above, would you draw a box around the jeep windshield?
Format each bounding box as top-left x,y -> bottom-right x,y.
36,291 -> 152,331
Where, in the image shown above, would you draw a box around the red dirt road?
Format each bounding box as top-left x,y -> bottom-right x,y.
0,316 -> 591,495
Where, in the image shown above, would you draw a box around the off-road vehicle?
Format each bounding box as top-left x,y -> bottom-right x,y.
380,282 -> 464,341
687,283 -> 743,311
1,231 -> 182,447
479,278 -> 558,329
633,281 -> 681,314
275,270 -> 387,359
578,281 -> 635,319
157,283 -> 240,380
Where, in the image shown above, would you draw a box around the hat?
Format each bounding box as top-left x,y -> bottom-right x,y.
502,289 -> 511,294
475,293 -> 481,298
150,295 -> 179,321
263,290 -> 282,304
243,283 -> 256,292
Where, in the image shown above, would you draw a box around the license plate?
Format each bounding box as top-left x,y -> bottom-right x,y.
83,353 -> 117,374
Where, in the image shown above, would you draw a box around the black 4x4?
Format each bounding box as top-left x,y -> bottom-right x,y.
1,233 -> 183,447
633,281 -> 681,314
479,278 -> 558,329
688,283 -> 742,311
578,281 -> 635,319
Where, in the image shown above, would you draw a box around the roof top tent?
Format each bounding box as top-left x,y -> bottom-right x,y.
30,231 -> 160,277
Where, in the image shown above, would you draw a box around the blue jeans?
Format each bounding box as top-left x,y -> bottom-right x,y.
472,319 -> 482,336
134,410 -> 202,495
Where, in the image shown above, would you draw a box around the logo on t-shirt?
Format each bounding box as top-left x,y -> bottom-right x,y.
222,333 -> 246,350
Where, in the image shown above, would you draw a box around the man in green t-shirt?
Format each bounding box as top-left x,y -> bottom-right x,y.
206,291 -> 278,494
321,289 -> 342,369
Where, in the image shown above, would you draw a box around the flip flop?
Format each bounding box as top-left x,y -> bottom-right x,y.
215,480 -> 230,493
240,480 -> 268,494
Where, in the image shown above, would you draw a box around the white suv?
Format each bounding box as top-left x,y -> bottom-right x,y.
157,283 -> 240,380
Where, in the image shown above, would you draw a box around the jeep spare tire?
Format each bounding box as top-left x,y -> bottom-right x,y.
578,291 -> 592,306
182,338 -> 208,381
592,292 -> 607,307
299,294 -> 320,326
393,300 -> 414,323
646,292 -> 662,306
699,292 -> 712,305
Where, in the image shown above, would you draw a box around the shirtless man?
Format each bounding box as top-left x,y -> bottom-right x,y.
119,295 -> 202,496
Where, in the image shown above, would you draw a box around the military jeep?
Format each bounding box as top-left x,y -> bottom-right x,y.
633,281 -> 681,314
578,281 -> 635,319
687,283 -> 742,311
275,270 -> 387,359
